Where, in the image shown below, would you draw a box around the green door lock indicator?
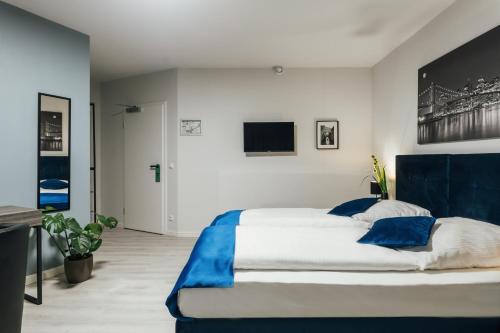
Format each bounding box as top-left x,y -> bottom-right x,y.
149,164 -> 160,182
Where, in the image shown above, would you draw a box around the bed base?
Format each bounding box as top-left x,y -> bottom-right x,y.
176,317 -> 500,333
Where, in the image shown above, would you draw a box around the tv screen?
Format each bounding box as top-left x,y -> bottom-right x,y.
244,122 -> 295,153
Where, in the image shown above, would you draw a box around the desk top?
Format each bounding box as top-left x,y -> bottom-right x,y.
0,206 -> 42,226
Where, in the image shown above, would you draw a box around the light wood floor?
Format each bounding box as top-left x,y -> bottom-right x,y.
23,228 -> 196,333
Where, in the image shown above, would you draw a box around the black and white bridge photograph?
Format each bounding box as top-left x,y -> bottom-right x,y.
418,25 -> 500,144
40,111 -> 63,152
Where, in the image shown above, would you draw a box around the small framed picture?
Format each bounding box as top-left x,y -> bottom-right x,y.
180,120 -> 202,136
316,120 -> 339,149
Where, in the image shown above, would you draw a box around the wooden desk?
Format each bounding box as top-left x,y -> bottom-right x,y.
0,206 -> 43,305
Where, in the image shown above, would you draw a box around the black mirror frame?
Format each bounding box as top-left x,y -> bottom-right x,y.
37,92 -> 71,212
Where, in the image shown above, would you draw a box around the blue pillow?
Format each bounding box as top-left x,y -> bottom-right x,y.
40,179 -> 68,190
328,198 -> 379,217
358,216 -> 436,249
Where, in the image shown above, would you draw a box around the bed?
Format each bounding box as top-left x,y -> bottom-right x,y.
169,153 -> 500,333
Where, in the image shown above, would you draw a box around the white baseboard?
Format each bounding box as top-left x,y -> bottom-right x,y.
165,230 -> 199,238
25,265 -> 64,286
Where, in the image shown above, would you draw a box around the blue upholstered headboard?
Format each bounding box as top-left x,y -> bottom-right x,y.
396,153 -> 500,226
39,156 -> 70,181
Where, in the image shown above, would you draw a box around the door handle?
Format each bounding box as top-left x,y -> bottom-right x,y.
149,164 -> 160,182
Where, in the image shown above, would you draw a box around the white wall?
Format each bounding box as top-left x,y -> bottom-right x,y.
0,3 -> 90,273
100,68 -> 372,235
176,68 -> 372,234
100,69 -> 178,231
373,0 -> 500,188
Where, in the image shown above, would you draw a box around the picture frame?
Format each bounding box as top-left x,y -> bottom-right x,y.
180,119 -> 202,136
417,26 -> 500,144
316,120 -> 339,149
37,93 -> 71,212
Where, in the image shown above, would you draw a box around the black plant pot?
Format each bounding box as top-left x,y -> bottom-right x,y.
380,192 -> 389,200
64,254 -> 93,284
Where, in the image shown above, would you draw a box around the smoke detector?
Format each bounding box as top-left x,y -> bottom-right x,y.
272,66 -> 284,75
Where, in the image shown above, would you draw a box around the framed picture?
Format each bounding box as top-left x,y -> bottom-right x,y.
180,120 -> 202,136
37,93 -> 71,212
316,120 -> 339,149
417,25 -> 500,144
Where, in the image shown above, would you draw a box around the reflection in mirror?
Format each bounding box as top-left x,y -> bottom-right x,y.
38,93 -> 71,212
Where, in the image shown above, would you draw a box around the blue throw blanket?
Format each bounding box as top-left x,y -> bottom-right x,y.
166,210 -> 243,320
39,193 -> 69,210
210,209 -> 243,226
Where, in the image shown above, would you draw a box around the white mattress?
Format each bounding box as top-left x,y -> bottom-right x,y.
178,268 -> 500,318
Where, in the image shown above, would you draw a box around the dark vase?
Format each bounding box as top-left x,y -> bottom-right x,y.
380,192 -> 389,200
64,254 -> 93,284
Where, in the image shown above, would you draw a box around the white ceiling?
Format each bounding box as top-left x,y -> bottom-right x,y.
6,0 -> 454,82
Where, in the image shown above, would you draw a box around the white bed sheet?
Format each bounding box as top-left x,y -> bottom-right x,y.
39,188 -> 68,194
239,208 -> 370,228
178,268 -> 500,318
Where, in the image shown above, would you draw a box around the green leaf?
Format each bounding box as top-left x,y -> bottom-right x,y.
65,218 -> 82,234
42,214 -> 65,234
41,214 -> 52,228
90,239 -> 103,252
97,215 -> 118,229
96,214 -> 107,224
70,235 -> 91,256
107,217 -> 118,229
381,167 -> 388,193
42,206 -> 56,214
85,223 -> 103,239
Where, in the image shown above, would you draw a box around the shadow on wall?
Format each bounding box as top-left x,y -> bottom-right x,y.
217,171 -> 370,210
26,230 -> 65,276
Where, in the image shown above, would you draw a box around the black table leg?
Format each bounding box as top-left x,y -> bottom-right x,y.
24,226 -> 42,305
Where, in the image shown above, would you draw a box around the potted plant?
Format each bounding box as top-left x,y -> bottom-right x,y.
42,213 -> 117,283
371,155 -> 389,199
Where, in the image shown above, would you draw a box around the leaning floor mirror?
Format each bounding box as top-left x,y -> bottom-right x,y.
37,93 -> 71,212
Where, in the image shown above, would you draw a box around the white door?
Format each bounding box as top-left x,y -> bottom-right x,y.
124,102 -> 166,234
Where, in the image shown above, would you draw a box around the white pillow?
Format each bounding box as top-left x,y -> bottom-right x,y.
418,217 -> 500,270
352,200 -> 431,225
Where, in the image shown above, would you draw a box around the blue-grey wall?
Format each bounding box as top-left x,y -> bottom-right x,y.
0,2 -> 90,274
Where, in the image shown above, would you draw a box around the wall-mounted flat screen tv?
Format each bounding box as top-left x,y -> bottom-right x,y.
244,122 -> 295,153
